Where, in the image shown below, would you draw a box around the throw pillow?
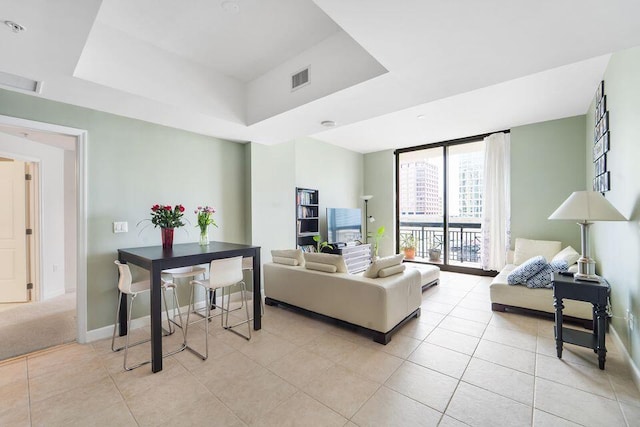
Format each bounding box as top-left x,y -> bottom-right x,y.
378,264 -> 406,278
507,255 -> 547,285
271,249 -> 305,266
303,253 -> 348,273
305,262 -> 338,273
513,238 -> 562,264
552,246 -> 580,266
363,254 -> 405,278
526,260 -> 569,289
272,256 -> 298,266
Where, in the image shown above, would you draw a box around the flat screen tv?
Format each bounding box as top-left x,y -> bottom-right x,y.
327,208 -> 362,244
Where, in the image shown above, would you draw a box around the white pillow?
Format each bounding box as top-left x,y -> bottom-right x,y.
303,253 -> 348,273
272,256 -> 299,266
513,238 -> 561,265
363,254 -> 405,278
271,249 -> 304,266
305,262 -> 337,273
552,246 -> 580,266
378,264 -> 406,278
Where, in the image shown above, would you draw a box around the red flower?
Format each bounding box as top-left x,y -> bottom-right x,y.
164,205 -> 172,210
178,205 -> 185,212
151,204 -> 160,212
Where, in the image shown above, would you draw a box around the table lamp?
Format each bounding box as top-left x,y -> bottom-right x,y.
548,191 -> 626,281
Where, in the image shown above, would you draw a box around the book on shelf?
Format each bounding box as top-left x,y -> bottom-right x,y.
299,245 -> 316,253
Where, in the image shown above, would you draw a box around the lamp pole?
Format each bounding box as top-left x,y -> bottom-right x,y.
361,195 -> 373,243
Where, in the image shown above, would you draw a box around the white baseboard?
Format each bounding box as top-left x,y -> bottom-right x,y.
610,324 -> 640,392
85,295 -> 250,343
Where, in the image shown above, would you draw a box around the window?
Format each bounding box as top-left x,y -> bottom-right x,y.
396,135 -> 493,270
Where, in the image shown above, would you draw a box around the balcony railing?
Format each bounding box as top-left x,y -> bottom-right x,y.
399,222 -> 481,265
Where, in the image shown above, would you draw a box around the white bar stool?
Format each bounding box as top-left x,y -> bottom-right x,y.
184,256 -> 252,360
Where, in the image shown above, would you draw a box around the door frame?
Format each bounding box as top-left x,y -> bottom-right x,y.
0,115 -> 88,343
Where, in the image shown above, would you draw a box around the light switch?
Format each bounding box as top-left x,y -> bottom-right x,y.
113,221 -> 128,233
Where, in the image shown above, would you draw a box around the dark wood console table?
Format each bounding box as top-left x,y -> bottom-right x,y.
552,272 -> 610,369
118,241 -> 261,373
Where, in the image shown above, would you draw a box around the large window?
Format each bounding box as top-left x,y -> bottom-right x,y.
396,137 -> 487,270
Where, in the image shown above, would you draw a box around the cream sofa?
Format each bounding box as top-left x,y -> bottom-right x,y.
490,240 -> 593,326
264,255 -> 436,344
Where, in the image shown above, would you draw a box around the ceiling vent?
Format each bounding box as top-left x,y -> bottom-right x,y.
0,70 -> 43,94
291,67 -> 310,91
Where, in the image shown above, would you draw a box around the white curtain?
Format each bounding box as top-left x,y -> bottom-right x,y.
481,132 -> 511,271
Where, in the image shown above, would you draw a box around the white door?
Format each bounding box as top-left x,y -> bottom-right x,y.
0,159 -> 27,302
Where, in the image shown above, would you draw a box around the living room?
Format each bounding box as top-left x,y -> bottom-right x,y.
1,1 -> 640,425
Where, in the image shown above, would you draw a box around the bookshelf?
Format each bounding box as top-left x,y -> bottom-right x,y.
296,187 -> 319,251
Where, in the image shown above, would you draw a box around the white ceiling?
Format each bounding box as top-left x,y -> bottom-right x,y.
1,0 -> 640,153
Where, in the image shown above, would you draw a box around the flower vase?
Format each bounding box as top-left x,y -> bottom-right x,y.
199,228 -> 209,246
161,227 -> 174,249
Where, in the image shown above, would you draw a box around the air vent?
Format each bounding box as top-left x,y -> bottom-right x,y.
291,67 -> 309,91
0,70 -> 43,94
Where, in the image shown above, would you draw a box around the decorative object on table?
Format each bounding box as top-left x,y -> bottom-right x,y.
195,205 -> 217,246
360,195 -> 374,243
138,204 -> 186,249
400,233 -> 416,260
371,225 -> 385,260
593,80 -> 611,193
548,191 -> 626,282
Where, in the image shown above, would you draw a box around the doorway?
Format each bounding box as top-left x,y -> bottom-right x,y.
0,115 -> 88,358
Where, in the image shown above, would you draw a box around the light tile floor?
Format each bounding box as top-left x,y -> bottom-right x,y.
1,271 -> 639,426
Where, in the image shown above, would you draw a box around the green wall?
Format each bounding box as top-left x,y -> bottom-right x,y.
587,46 -> 640,370
0,89 -> 247,331
363,150 -> 396,257
510,116 -> 586,250
250,137 -> 364,263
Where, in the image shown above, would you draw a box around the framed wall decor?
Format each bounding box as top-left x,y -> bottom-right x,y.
593,80 -> 610,193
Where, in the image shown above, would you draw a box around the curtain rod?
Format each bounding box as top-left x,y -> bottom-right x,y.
394,129 -> 511,155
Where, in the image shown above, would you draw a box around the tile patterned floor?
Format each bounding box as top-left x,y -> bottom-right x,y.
1,271 -> 639,426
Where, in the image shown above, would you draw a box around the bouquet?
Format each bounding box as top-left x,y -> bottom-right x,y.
195,206 -> 218,233
149,204 -> 186,229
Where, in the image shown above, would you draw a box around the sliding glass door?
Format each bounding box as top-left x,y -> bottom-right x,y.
397,138 -> 485,270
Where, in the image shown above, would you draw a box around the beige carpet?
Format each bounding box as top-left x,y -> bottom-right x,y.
0,292 -> 76,361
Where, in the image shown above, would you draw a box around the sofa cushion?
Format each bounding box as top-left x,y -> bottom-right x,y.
305,262 -> 338,273
507,256 -> 547,285
513,238 -> 562,264
378,264 -> 406,278
526,260 -> 570,289
363,254 -> 405,278
303,253 -> 348,273
271,249 -> 305,266
552,246 -> 580,266
272,256 -> 299,266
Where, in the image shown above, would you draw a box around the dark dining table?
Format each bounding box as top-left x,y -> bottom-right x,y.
117,241 -> 261,372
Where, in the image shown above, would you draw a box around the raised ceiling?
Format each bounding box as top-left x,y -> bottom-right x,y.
1,0 -> 640,153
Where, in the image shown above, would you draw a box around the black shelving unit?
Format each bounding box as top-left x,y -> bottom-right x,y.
296,187 -> 319,251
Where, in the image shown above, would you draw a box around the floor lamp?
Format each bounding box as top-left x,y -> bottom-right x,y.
548,191 -> 626,282
361,195 -> 373,242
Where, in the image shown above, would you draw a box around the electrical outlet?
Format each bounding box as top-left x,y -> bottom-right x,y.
113,221 -> 128,233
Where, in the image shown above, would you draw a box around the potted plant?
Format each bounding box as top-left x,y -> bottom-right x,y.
427,234 -> 443,262
370,226 -> 385,260
312,235 -> 333,253
400,233 -> 416,260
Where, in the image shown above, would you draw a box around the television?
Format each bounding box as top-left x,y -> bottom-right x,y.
327,208 -> 362,244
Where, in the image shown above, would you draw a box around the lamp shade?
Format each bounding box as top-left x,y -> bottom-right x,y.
548,191 -> 626,221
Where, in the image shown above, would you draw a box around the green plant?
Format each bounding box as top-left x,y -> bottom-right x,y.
371,226 -> 385,257
427,233 -> 443,250
312,235 -> 333,252
400,233 -> 416,250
